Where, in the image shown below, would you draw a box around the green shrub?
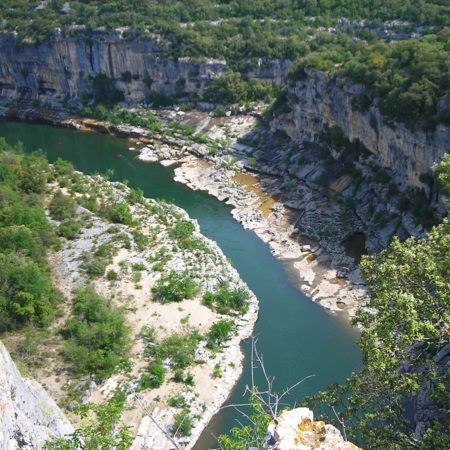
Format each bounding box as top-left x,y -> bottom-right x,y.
106,270 -> 118,281
82,255 -> 109,278
151,271 -> 199,303
58,220 -> 81,240
0,225 -> 42,260
173,408 -> 193,436
169,220 -> 195,241
53,158 -> 74,179
146,331 -> 201,370
0,253 -> 58,333
48,191 -> 77,221
168,394 -> 187,408
102,202 -> 133,225
61,286 -> 131,379
212,363 -> 222,378
172,368 -> 185,383
44,389 -> 132,450
202,284 -> 249,314
139,363 -> 166,390
206,320 -> 234,350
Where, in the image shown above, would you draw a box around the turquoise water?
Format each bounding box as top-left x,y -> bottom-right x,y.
0,120 -> 361,448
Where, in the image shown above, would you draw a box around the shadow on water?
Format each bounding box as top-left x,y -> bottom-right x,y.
0,120 -> 361,449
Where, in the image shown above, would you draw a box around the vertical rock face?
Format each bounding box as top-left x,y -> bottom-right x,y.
0,342 -> 73,449
265,408 -> 360,450
0,30 -> 227,105
271,68 -> 449,189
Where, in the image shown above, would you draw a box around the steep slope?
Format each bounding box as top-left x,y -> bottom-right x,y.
0,342 -> 73,449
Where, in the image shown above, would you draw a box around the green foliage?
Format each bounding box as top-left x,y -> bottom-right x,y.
61,286 -> 131,379
292,31 -> 450,129
202,284 -> 250,314
206,320 -> 234,350
139,363 -> 166,390
0,147 -> 59,333
49,191 -> 77,221
304,220 -> 450,448
168,394 -> 187,408
151,271 -> 199,303
58,220 -> 81,240
169,219 -> 195,241
0,253 -> 57,333
102,202 -> 133,225
205,72 -> 275,105
5,1 -> 449,56
434,154 -> 450,203
218,394 -> 271,449
146,330 -> 201,370
106,269 -> 118,281
44,389 -> 132,450
173,408 -> 193,437
109,109 -> 162,133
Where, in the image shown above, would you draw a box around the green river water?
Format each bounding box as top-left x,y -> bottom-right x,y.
0,120 -> 361,449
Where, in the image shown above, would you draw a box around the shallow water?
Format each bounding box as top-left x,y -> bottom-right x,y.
0,120 -> 361,448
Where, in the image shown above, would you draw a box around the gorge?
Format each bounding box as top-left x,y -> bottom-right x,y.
0,2 -> 448,448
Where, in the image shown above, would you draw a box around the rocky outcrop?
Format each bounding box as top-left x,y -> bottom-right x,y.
0,30 -> 294,108
0,342 -> 73,449
0,29 -> 227,106
265,407 -> 360,450
271,68 -> 449,190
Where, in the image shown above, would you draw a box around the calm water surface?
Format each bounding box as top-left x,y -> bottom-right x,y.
0,120 -> 361,449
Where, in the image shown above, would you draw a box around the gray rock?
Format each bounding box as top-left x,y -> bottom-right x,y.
0,342 -> 73,449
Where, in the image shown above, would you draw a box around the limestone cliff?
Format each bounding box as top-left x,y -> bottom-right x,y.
265,408 -> 360,450
271,68 -> 449,190
0,29 -> 227,105
0,342 -> 73,449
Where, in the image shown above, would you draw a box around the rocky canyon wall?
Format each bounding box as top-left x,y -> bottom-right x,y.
0,342 -> 73,449
271,68 -> 449,190
0,29 -> 227,105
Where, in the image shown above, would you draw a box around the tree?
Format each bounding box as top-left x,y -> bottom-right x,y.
44,389 -> 132,450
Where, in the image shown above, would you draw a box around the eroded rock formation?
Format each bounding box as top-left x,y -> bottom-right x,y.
0,342 -> 73,449
265,408 -> 360,450
271,68 -> 449,190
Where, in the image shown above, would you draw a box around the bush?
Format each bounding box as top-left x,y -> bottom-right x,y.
82,255 -> 109,278
151,271 -> 199,303
173,408 -> 193,437
146,331 -> 201,370
139,363 -> 166,390
61,286 -> 131,379
58,220 -> 81,240
202,284 -> 249,314
0,225 -> 42,260
102,202 -> 133,225
48,191 -> 77,221
0,253 -> 57,332
106,270 -> 118,281
206,320 -> 234,350
169,220 -> 195,241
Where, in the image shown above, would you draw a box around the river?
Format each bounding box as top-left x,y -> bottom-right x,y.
0,120 -> 361,448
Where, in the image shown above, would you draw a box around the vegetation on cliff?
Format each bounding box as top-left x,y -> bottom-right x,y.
0,140 -> 59,333
220,158 -> 450,449
2,2 -> 449,127
2,1 -> 449,47
290,30 -> 450,129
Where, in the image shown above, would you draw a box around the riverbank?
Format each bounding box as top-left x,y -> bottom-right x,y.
0,104 -> 366,318
2,160 -> 258,449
